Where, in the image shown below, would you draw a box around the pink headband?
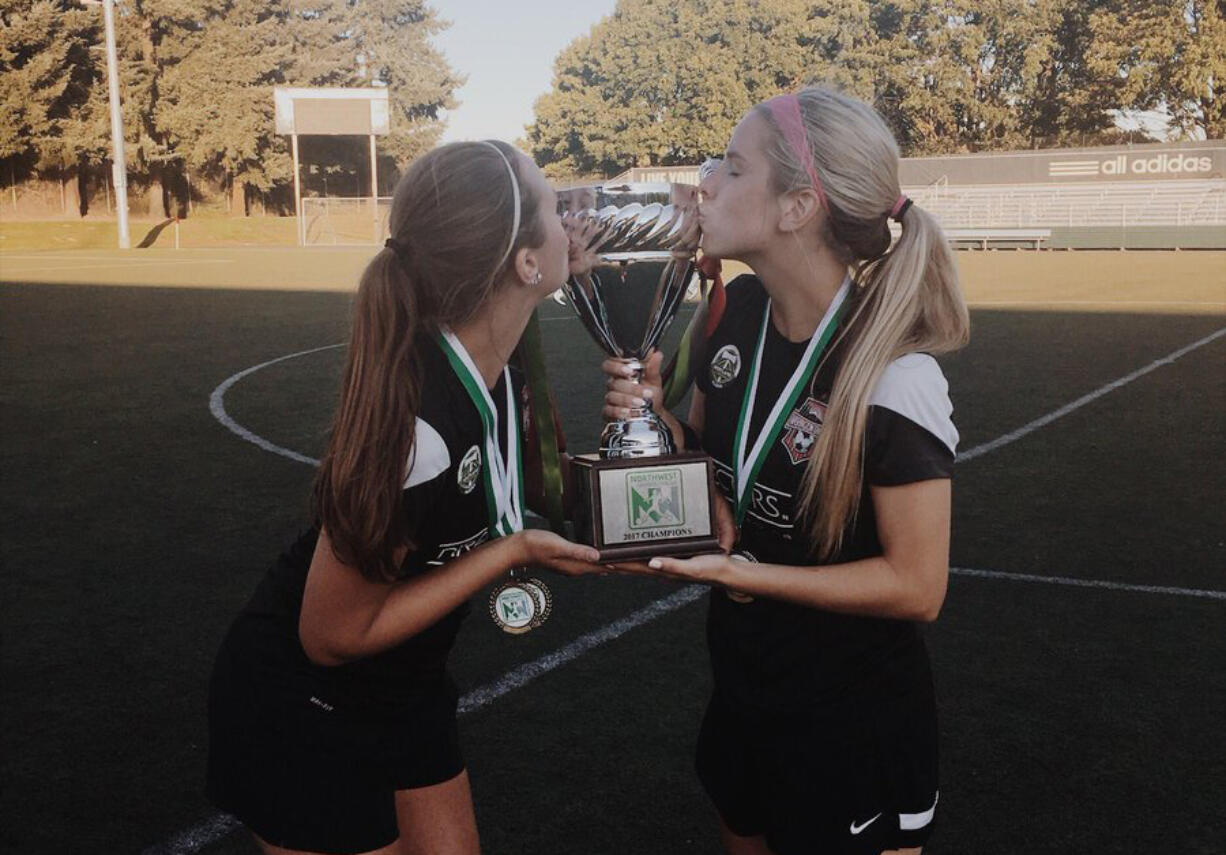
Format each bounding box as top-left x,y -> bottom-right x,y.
764,94 -> 829,214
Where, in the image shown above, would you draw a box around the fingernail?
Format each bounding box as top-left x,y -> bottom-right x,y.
632,397 -> 645,407
642,389 -> 653,400
649,559 -> 662,569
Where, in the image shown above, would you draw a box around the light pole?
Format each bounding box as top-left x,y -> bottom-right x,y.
83,0 -> 130,248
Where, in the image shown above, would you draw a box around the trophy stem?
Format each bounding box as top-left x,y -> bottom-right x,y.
624,359 -> 649,419
600,357 -> 675,458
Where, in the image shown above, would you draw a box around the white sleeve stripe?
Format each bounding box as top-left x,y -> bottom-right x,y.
403,417 -> 451,489
868,353 -> 959,455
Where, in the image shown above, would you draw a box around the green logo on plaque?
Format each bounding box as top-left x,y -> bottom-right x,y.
627,469 -> 685,530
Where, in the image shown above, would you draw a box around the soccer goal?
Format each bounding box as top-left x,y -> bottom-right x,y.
301,196 -> 393,246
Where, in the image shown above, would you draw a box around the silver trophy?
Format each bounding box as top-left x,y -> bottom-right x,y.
558,182 -> 720,561
560,182 -> 698,456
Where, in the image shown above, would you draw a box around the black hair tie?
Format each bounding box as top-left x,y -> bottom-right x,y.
890,197 -> 913,223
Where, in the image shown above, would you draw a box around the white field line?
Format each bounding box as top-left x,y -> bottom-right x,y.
957,325 -> 1226,462
174,323 -> 1226,855
207,343 -> 343,465
457,585 -> 707,714
141,814 -> 242,855
950,567 -> 1226,601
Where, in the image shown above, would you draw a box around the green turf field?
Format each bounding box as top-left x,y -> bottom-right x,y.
1,249 -> 1224,854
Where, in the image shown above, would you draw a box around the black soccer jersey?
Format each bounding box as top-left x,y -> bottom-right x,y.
694,275 -> 957,712
231,336 -> 528,715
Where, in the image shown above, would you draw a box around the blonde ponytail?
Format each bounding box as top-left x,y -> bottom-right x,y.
799,203 -> 967,557
758,86 -> 969,559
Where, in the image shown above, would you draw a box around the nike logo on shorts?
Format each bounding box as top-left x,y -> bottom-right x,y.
850,812 -> 882,835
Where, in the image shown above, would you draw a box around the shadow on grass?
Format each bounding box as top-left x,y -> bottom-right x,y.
137,218 -> 176,248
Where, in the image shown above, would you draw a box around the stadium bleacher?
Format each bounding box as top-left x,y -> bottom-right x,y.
903,179 -> 1226,249
617,142 -> 1226,249
908,179 -> 1225,228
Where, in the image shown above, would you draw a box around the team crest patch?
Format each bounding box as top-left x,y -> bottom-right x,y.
626,469 -> 685,530
709,345 -> 741,389
781,396 -> 827,465
457,445 -> 482,494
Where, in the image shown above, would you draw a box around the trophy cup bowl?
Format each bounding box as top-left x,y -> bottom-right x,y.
558,182 -> 721,561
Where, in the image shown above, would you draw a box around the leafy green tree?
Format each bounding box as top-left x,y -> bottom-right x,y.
157,0 -> 295,214
2,0 -> 461,217
847,0 -> 1122,154
345,0 -> 464,166
0,0 -> 108,212
108,0 -> 202,216
529,0 -> 825,178
1089,0 -> 1225,139
529,0 -> 1184,169
157,0 -> 461,215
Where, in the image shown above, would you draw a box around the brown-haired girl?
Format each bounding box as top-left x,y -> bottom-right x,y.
602,86 -> 969,854
207,140 -> 600,855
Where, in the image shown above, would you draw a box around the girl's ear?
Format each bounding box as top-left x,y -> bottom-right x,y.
778,188 -> 822,234
513,246 -> 539,287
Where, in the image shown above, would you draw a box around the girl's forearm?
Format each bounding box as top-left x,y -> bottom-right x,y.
314,535 -> 525,664
716,553 -> 946,622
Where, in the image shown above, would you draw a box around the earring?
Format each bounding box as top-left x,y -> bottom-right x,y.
530,272 -> 542,286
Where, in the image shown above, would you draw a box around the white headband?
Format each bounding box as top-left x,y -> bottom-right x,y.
480,141 -> 522,272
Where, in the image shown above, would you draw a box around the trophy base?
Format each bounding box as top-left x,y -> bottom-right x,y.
570,452 -> 723,562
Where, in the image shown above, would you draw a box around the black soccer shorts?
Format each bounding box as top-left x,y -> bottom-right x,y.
206,629 -> 464,854
696,677 -> 940,855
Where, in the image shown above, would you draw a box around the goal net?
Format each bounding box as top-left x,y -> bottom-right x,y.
302,196 -> 392,246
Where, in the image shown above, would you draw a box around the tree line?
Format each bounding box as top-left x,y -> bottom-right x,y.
1,0 -> 459,217
2,0 -> 1222,216
528,0 -> 1224,179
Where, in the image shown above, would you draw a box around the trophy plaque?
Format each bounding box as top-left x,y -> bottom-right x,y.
559,182 -> 721,562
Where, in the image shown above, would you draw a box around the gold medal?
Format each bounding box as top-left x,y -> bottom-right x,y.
520,577 -> 553,628
489,578 -> 538,634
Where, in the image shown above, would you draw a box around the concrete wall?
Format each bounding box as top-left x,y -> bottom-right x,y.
900,141 -> 1225,186
1047,225 -> 1226,250
615,141 -> 1226,188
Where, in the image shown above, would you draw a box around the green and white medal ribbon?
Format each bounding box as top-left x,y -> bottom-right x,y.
439,329 -> 524,537
731,277 -> 851,527
439,329 -> 550,633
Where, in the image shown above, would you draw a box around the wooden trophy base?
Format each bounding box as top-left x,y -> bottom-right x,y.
570,452 -> 722,562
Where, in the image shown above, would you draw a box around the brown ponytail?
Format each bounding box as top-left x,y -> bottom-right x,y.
313,141 -> 546,581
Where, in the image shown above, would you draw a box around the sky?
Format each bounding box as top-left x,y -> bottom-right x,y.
432,0 -> 619,145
